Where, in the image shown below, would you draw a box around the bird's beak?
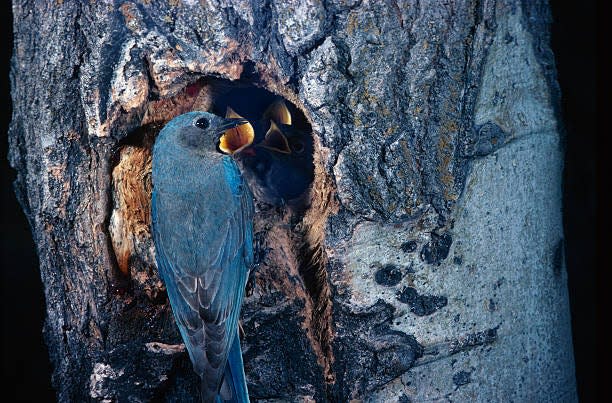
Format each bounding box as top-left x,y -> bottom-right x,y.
215,117 -> 250,134
260,120 -> 291,154
263,100 -> 292,125
218,112 -> 254,155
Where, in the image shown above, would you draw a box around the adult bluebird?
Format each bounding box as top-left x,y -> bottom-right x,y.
151,111 -> 255,402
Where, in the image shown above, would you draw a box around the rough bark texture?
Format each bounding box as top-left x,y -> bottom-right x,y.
9,0 -> 576,401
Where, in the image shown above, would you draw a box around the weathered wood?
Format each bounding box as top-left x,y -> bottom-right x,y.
9,0 -> 576,401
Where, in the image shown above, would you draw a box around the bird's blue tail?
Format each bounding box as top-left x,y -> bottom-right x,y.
214,331 -> 250,403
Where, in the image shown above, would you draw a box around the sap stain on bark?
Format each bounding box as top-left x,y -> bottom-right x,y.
400,240 -> 418,253
396,286 -> 448,316
420,232 -> 453,265
452,370 -> 472,387
374,263 -> 404,287
552,238 -> 564,276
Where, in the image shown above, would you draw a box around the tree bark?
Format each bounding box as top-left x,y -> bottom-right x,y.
9,0 -> 576,401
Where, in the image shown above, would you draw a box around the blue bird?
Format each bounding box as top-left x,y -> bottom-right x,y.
151,111 -> 255,402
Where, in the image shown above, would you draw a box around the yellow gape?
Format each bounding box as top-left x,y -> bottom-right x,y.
219,107 -> 254,154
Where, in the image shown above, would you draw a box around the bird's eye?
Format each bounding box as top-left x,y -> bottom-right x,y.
291,140 -> 304,153
194,118 -> 209,129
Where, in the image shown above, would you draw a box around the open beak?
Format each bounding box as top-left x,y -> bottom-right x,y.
218,109 -> 254,155
260,120 -> 291,154
263,99 -> 292,125
215,117 -> 250,135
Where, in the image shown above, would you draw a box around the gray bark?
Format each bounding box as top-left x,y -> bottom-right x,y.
9,0 -> 576,401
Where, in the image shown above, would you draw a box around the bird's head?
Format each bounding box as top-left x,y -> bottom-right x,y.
160,111 -> 253,156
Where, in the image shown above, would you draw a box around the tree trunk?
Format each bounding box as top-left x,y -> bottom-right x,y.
9,0 -> 576,401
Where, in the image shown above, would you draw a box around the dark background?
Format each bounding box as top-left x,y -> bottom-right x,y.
0,2 -> 600,402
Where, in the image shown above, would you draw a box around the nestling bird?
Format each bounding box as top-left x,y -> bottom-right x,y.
234,100 -> 314,208
151,111 -> 255,402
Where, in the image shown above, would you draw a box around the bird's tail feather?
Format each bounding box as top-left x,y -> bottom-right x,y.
216,331 -> 249,403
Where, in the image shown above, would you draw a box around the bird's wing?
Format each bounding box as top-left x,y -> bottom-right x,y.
152,156 -> 253,398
